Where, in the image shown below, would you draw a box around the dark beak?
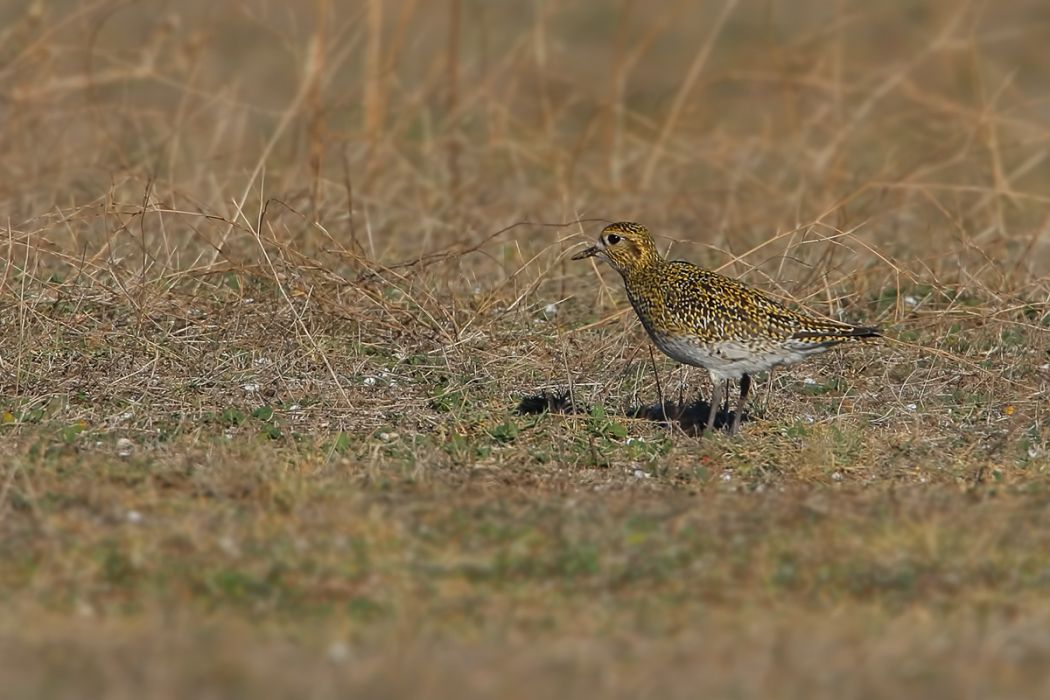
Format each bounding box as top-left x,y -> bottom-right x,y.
571,245 -> 600,260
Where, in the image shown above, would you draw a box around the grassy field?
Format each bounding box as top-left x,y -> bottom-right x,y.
2,0 -> 1050,697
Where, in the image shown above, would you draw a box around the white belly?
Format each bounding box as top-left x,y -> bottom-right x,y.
650,333 -> 812,381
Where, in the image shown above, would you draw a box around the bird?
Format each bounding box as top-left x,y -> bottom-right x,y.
572,222 -> 880,434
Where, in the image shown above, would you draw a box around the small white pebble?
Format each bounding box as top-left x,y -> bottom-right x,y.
905,403 -> 917,412
831,471 -> 843,482
116,437 -> 134,457
362,377 -> 377,387
720,470 -> 733,482
543,303 -> 558,319
242,382 -> 260,393
632,469 -> 650,479
242,297 -> 254,304
379,432 -> 398,442
126,509 -> 143,524
327,641 -> 350,664
218,536 -> 240,557
903,295 -> 919,308
803,377 -> 817,385
288,404 -> 301,412
253,357 -> 270,367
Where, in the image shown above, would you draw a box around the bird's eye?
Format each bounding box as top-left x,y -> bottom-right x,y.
606,233 -> 621,245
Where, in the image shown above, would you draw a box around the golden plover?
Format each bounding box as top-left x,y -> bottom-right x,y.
572,222 -> 880,434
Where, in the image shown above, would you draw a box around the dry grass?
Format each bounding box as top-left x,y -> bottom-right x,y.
2,0 -> 1049,697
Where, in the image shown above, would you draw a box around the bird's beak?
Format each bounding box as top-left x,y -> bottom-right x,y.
571,245 -> 600,260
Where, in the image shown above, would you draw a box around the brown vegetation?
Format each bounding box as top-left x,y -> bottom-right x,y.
1,1 -> 1049,697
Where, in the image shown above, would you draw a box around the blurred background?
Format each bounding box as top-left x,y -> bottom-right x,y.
4,0 -> 1049,276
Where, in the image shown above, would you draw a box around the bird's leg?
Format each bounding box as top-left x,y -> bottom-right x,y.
730,373 -> 752,435
705,378 -> 723,434
722,379 -> 731,416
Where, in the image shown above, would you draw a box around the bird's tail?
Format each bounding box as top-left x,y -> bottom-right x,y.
790,323 -> 881,345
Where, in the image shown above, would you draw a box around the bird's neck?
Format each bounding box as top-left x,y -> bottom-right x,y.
620,257 -> 666,286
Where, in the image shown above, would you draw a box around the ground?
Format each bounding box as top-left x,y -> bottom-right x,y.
2,1 -> 1049,697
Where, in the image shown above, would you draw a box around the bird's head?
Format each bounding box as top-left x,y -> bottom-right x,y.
571,222 -> 660,274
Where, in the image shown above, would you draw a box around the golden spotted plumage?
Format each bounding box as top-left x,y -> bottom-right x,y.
572,222 -> 880,434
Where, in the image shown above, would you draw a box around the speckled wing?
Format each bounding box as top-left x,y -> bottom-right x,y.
658,262 -> 791,340
663,262 -> 878,348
